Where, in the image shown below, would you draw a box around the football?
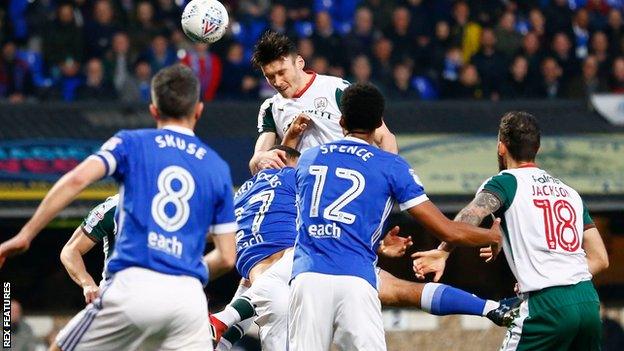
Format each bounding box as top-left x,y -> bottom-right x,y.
181,0 -> 229,44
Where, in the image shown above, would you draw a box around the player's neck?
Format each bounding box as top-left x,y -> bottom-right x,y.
293,71 -> 315,96
345,131 -> 375,145
157,118 -> 195,132
506,158 -> 537,169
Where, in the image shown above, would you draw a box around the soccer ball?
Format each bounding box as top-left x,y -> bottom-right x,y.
181,0 -> 229,44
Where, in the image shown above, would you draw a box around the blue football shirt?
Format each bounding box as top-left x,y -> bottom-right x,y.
233,168 -> 298,278
94,125 -> 237,285
292,137 -> 428,288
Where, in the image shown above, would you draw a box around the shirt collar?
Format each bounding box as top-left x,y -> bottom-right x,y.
163,125 -> 195,136
343,136 -> 369,144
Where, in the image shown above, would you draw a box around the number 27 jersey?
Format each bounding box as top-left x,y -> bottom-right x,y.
95,126 -> 237,285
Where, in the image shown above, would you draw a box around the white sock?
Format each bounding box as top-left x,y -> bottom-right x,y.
482,300 -> 499,316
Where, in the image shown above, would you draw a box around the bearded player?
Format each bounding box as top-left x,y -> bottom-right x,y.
413,111 -> 609,351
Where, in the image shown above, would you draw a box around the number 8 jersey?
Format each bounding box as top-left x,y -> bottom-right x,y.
478,165 -> 594,293
94,126 -> 237,285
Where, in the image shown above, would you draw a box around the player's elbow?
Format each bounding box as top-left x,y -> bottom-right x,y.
59,245 -> 73,267
596,254 -> 609,272
223,251 -> 237,270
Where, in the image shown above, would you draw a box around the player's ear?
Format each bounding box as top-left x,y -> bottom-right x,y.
295,55 -> 305,70
149,104 -> 160,121
497,140 -> 506,156
194,102 -> 204,122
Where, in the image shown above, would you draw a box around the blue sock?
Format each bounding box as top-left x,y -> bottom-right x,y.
420,283 -> 488,316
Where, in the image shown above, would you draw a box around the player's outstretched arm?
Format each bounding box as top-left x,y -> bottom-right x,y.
281,113 -> 311,149
582,227 -> 609,275
204,232 -> 237,281
378,226 -> 413,258
407,200 -> 502,248
60,226 -> 99,304
0,157 -> 106,267
249,132 -> 288,173
374,121 -> 398,154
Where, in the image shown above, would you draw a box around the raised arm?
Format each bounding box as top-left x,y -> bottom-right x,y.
0,157 -> 106,267
60,227 -> 99,303
249,132 -> 288,174
582,227 -> 609,275
374,121 -> 398,154
407,200 -> 501,247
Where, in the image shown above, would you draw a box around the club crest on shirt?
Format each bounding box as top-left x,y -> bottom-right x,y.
314,97 -> 328,111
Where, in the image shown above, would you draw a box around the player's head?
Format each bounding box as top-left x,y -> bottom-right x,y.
149,64 -> 203,124
251,31 -> 306,98
497,111 -> 541,170
339,83 -> 384,135
269,145 -> 300,167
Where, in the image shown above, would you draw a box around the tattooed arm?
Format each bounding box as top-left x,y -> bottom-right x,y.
438,191 -> 503,252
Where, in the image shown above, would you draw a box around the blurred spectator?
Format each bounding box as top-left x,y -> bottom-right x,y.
9,300 -> 39,351
538,57 -> 564,98
84,0 -> 119,59
445,64 -> 482,99
544,0 -> 574,38
501,55 -> 536,99
522,31 -> 545,83
265,4 -> 296,39
405,0 -> 431,36
384,7 -> 413,64
349,54 -> 376,86
450,1 -> 482,62
343,7 -> 378,62
591,31 -> 612,77
495,11 -> 523,57
297,38 -> 315,63
605,9 -> 624,56
311,11 -> 343,66
238,0 -> 271,21
282,0 -> 313,21
219,42 -> 258,100
370,37 -> 394,88
310,56 -> 330,75
156,0 -> 183,32
51,58 -> 82,101
180,43 -> 222,101
439,46 -> 463,88
119,60 -> 152,103
104,32 -> 136,92
609,56 -> 624,92
0,41 -> 34,103
601,303 -> 624,351
362,0 -> 395,31
43,2 -> 83,68
386,62 -> 419,100
77,58 -> 117,100
142,35 -> 177,74
586,0 -> 611,29
129,1 -> 164,55
551,32 -> 580,78
528,8 -> 546,39
572,9 -> 590,59
431,21 -> 452,67
471,27 -> 507,99
565,55 -> 607,98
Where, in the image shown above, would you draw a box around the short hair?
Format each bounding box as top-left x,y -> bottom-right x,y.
151,64 -> 199,119
499,111 -> 541,162
251,31 -> 297,68
340,83 -> 385,132
269,145 -> 301,161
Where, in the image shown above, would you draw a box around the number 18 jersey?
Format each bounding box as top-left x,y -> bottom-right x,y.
479,166 -> 594,293
292,137 -> 428,289
95,126 -> 237,285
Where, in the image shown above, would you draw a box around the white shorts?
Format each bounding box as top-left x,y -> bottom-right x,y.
56,267 -> 212,351
288,272 -> 386,351
243,248 -> 293,350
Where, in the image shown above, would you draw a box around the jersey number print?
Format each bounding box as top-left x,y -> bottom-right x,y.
533,199 -> 580,252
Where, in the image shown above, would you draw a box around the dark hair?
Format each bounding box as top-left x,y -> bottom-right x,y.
269,145 -> 301,161
251,31 -> 297,68
151,64 -> 199,119
340,83 -> 385,132
499,111 -> 541,162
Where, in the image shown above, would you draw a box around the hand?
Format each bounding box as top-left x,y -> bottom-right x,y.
483,218 -> 503,263
257,149 -> 288,170
83,284 -> 100,304
286,114 -> 311,137
379,226 -> 412,258
411,249 -> 450,282
0,234 -> 31,268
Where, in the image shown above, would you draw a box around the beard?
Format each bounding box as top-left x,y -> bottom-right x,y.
498,153 -> 507,171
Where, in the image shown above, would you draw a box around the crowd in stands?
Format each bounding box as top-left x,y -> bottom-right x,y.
4,0 -> 624,102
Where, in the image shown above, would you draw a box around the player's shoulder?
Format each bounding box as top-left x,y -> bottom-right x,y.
315,74 -> 350,88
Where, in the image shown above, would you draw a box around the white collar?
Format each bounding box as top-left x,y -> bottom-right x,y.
343,136 -> 369,145
163,125 -> 195,136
